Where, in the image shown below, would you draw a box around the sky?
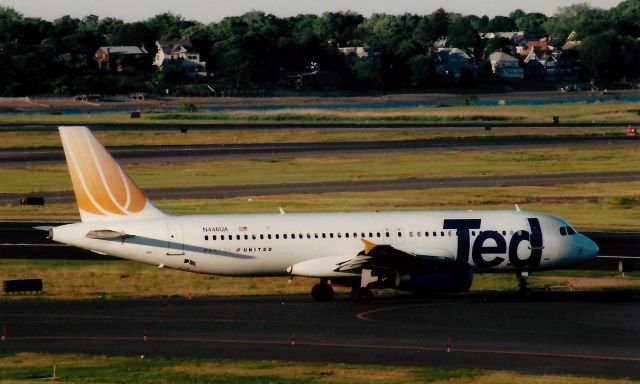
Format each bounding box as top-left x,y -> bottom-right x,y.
0,0 -> 625,22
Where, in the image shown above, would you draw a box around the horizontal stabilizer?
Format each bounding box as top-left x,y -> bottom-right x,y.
33,226 -> 54,232
85,230 -> 135,240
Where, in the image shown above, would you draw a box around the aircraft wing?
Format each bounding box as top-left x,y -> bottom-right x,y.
288,239 -> 456,278
333,239 -> 456,274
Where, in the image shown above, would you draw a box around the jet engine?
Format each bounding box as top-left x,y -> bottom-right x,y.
393,263 -> 473,293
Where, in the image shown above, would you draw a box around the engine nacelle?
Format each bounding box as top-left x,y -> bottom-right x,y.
394,264 -> 473,294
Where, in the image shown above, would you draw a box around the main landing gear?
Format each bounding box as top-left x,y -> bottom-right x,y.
516,271 -> 533,296
350,286 -> 373,304
310,279 -> 374,304
311,279 -> 334,302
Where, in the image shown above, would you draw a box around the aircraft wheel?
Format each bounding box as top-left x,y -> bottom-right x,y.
351,287 -> 373,304
311,283 -> 334,302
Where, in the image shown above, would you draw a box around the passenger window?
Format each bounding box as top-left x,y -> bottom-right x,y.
369,232 -> 373,238
260,234 -> 264,240
502,231 -> 506,236
337,233 -> 342,238
376,232 -> 381,238
417,232 -> 421,237
397,232 -> 402,237
560,227 -> 567,236
345,233 -> 350,238
213,235 -> 217,240
268,234 -> 272,239
354,232 -> 358,238
409,232 -> 414,237
425,232 -> 429,237
284,234 -> 288,239
361,233 -> 366,238
330,233 -> 334,238
236,235 -> 240,240
433,231 -> 437,236
314,233 -> 319,238
385,232 -> 390,237
204,235 -> 208,240
307,233 -> 311,238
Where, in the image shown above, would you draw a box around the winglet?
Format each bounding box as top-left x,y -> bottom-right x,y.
361,239 -> 377,255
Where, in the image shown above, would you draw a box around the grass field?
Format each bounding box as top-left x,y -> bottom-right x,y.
1,259 -> 637,300
2,145 -> 639,194
3,182 -> 640,229
1,352 -> 637,383
0,102 -> 638,126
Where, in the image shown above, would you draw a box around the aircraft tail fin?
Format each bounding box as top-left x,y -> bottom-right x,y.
58,126 -> 166,222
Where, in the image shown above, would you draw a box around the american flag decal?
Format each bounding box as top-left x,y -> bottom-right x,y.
239,226 -> 247,231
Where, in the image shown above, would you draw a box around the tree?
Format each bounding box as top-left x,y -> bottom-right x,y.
448,18 -> 480,51
484,37 -> 512,53
514,12 -> 548,37
486,16 -> 516,32
431,8 -> 449,37
407,53 -> 435,86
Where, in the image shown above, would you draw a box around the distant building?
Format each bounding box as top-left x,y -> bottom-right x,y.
94,46 -> 148,73
337,46 -> 381,68
524,50 -> 580,81
489,51 -> 524,80
153,38 -> 206,77
433,36 -> 448,49
433,48 -> 477,79
482,31 -> 524,41
561,31 -> 582,51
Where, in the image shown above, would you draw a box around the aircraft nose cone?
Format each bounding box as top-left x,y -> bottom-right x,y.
579,235 -> 599,261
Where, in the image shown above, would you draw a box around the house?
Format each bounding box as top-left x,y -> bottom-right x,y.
433,36 -> 448,49
561,31 -> 582,51
94,46 -> 148,73
524,50 -> 580,81
153,38 -> 206,77
488,51 -> 524,80
482,32 -> 524,42
433,48 -> 477,79
337,46 -> 381,68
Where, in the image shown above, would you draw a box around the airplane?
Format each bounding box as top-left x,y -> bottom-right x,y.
46,126 -> 599,303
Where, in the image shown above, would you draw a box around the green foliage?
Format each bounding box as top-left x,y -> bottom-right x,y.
486,15 -> 516,32
0,2 -> 637,96
178,103 -> 198,112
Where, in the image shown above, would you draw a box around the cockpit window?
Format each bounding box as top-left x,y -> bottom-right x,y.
567,226 -> 576,235
559,227 -> 567,236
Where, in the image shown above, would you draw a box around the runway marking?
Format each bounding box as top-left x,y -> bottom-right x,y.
355,304 -> 638,339
11,335 -> 640,363
356,304 -> 425,322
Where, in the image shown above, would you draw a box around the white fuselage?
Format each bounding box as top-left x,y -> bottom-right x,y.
52,210 -> 599,276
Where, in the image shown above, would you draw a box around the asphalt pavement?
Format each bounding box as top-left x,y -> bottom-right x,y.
1,292 -> 639,378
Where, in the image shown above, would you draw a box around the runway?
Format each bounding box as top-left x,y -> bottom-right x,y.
1,292 -> 639,378
1,135 -> 638,164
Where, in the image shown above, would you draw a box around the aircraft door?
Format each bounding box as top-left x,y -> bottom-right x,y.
166,223 -> 185,255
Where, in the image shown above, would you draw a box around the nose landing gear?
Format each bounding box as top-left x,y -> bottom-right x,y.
516,271 -> 533,296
